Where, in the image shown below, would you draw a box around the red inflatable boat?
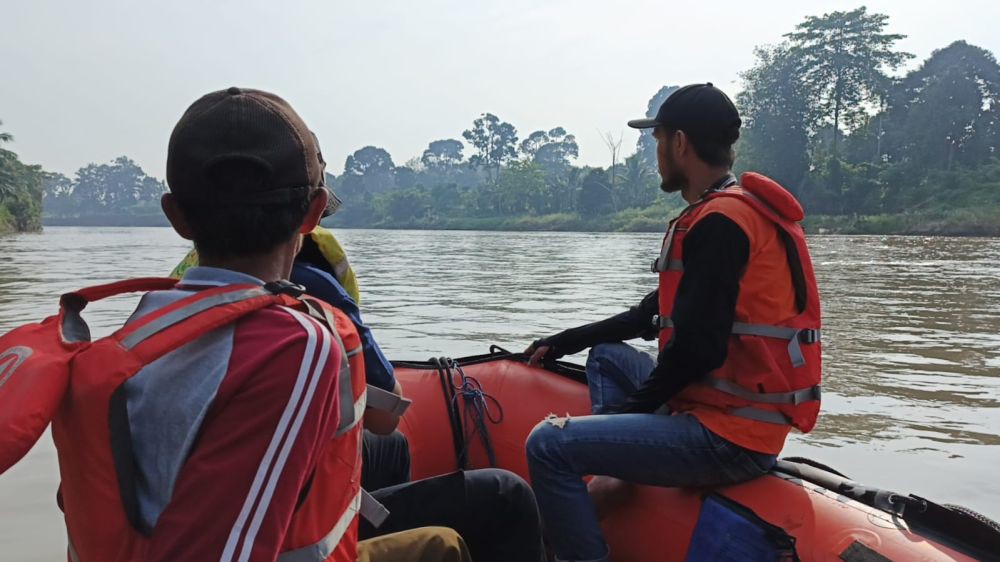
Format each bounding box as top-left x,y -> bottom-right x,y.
394,347 -> 1000,562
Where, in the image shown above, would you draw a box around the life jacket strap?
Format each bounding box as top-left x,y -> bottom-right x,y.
274,491 -> 389,562
119,287 -> 273,350
701,377 -> 821,406
650,258 -> 685,273
652,315 -> 673,329
728,406 -> 793,426
68,537 -> 81,562
360,488 -> 390,528
731,322 -> 821,368
365,384 -> 412,417
654,317 -> 820,368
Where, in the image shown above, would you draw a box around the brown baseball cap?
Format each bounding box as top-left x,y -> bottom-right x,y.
167,86 -> 341,216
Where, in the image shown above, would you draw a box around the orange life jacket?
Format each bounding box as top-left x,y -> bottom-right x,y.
0,278 -> 367,562
652,172 -> 822,454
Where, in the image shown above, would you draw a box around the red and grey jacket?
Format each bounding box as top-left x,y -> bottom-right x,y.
0,276 -> 405,561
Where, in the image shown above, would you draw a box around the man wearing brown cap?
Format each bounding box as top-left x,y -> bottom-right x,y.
132,86 -> 472,561
524,83 -> 822,561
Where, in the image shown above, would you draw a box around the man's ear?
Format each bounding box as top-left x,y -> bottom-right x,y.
162,193 -> 195,241
300,188 -> 329,234
674,130 -> 690,158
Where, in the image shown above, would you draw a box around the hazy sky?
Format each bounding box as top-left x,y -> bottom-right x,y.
3,0 -> 998,178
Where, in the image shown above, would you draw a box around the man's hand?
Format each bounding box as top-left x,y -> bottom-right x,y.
524,341 -> 552,367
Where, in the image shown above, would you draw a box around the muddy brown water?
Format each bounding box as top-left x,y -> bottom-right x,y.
1,227 -> 998,560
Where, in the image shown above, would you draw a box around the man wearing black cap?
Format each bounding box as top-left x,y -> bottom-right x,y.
524,83 -> 816,561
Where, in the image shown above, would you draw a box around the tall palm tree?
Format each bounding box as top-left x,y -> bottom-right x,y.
621,155 -> 654,208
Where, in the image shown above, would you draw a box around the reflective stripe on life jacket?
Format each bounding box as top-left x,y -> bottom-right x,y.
655,172 -> 822,451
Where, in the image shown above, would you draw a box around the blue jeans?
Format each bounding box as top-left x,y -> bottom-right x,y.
586,342 -> 656,414
525,343 -> 777,562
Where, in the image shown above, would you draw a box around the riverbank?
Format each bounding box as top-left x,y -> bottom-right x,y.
0,206 -> 41,235
42,214 -> 169,228
40,206 -> 1000,237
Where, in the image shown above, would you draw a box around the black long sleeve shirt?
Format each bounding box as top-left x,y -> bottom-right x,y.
539,213 -> 750,412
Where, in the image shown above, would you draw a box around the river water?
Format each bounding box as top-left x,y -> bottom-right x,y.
1,227 -> 999,559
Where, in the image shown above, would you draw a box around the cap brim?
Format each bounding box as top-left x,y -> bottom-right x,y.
322,187 -> 342,217
627,118 -> 661,129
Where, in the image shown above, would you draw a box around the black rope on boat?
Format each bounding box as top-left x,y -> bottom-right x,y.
432,357 -> 467,470
442,358 -> 504,468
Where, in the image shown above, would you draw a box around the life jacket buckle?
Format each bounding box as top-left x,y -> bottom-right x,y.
652,315 -> 672,329
650,259 -> 660,273
798,329 -> 821,345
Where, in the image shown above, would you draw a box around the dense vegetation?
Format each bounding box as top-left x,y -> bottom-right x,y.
0,121 -> 43,234
7,6 -> 999,236
42,157 -> 168,226
325,7 -> 1000,234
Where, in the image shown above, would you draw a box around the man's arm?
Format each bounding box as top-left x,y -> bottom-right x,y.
620,213 -> 750,413
147,308 -> 342,561
527,290 -> 659,364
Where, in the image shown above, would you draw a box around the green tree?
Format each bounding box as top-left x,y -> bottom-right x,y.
881,41 -> 1000,171
40,172 -> 75,217
420,139 -> 465,170
376,188 -> 431,223
462,113 -> 518,183
496,161 -> 547,215
519,127 -> 579,172
0,149 -> 44,231
785,7 -> 911,159
71,156 -> 165,213
342,146 -> 396,196
620,154 -> 656,208
577,168 -> 614,216
737,43 -> 812,192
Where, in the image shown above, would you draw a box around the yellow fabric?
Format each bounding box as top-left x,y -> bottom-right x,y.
310,225 -> 361,304
168,226 -> 361,304
356,528 -> 473,562
169,249 -> 200,280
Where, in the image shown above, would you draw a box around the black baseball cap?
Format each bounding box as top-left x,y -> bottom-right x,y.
628,83 -> 741,143
167,86 -> 341,217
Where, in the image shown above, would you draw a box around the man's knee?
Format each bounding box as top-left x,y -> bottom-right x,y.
587,342 -> 632,364
358,527 -> 472,562
464,468 -> 540,528
420,527 -> 471,561
526,417 -> 566,466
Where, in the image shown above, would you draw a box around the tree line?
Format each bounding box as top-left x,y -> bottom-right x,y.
326,7 -> 1000,231
42,157 -> 167,224
0,122 -> 44,233
6,6 -> 999,234
737,7 -> 1000,220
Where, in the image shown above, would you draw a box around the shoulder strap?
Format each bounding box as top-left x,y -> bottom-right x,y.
112,284 -> 292,364
59,278 -> 182,343
707,188 -> 810,314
